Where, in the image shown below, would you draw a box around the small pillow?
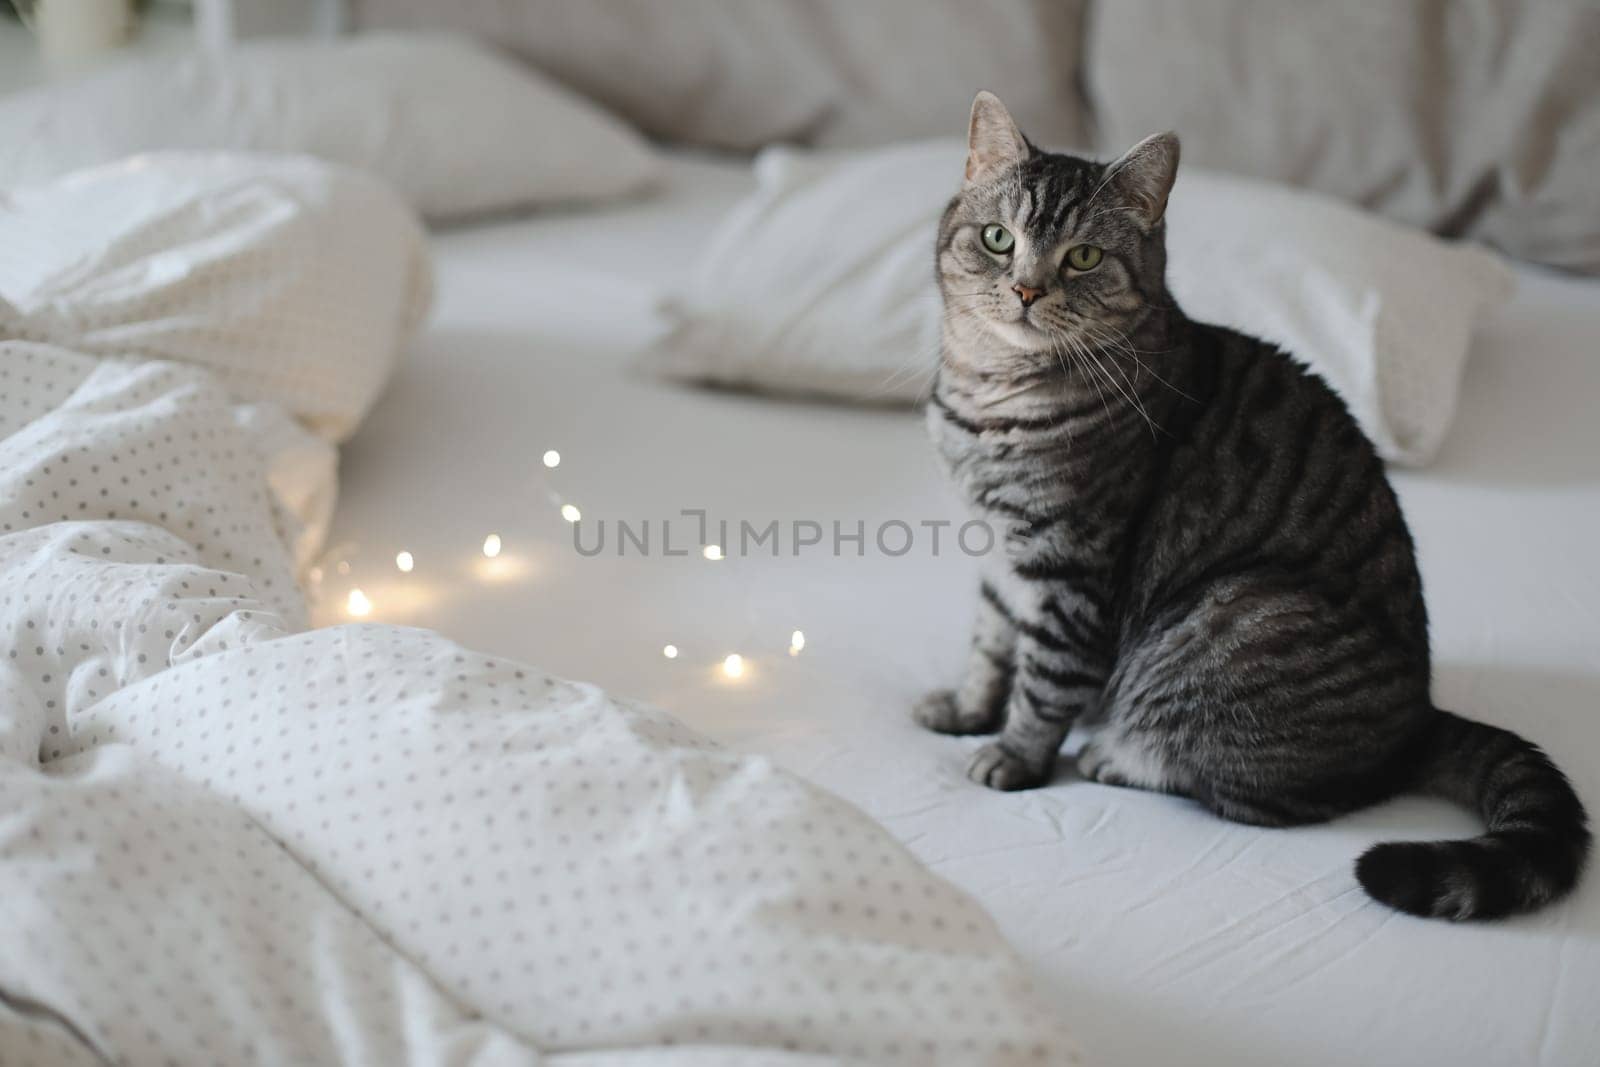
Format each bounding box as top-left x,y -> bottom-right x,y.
654,140 -> 1513,466
0,33 -> 661,221
0,152 -> 432,441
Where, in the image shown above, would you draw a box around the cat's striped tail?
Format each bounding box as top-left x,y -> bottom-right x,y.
1355,709 -> 1589,920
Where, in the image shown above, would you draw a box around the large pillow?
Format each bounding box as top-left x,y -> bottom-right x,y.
0,152 -> 432,442
1085,0 -> 1600,275
652,141 -> 1513,467
348,0 -> 1091,152
0,33 -> 660,221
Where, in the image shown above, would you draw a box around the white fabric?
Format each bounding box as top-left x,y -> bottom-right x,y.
0,33 -> 661,221
0,162 -> 1072,1066
325,152 -> 1600,1067
655,140 -> 1514,466
0,153 -> 432,442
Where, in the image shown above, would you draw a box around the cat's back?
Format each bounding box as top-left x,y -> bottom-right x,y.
1186,321 -> 1370,448
1138,320 -> 1423,639
1167,320 -> 1385,496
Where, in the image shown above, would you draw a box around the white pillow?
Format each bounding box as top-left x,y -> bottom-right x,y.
0,33 -> 661,221
0,152 -> 432,442
654,140 -> 1514,465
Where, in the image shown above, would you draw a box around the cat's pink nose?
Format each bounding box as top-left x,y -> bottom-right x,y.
1012,284 -> 1045,307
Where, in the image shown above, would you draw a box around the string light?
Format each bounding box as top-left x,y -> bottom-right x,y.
542,450 -> 561,468
702,544 -> 724,561
395,550 -> 414,573
482,533 -> 502,558
721,653 -> 745,679
789,629 -> 806,655
346,588 -> 372,617
662,644 -> 679,659
561,504 -> 582,523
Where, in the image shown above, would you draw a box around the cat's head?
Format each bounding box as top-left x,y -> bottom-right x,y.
938,91 -> 1178,367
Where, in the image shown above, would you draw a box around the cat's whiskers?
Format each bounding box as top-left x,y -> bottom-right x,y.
1076,317 -> 1198,407
1092,336 -> 1161,439
1059,325 -> 1158,439
1070,325 -> 1161,436
1045,334 -> 1082,446
1043,324 -> 1111,424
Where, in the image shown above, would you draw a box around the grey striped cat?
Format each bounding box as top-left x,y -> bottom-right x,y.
916,92 -> 1589,920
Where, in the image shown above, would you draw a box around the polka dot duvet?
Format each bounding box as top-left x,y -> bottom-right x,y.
0,158 -> 1072,1063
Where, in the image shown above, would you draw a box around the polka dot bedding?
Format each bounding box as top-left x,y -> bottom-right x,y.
0,163 -> 1074,1064
0,152 -> 433,443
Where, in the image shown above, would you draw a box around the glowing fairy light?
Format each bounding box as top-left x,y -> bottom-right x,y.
346,588 -> 372,617
662,644 -> 679,659
789,629 -> 806,655
542,450 -> 561,468
482,534 -> 502,558
336,560 -> 351,576
721,653 -> 745,679
561,504 -> 582,523
395,550 -> 414,573
702,544 -> 724,561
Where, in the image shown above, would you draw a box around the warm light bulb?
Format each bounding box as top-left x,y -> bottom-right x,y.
789,629 -> 806,655
395,550 -> 414,573
662,644 -> 679,659
702,544 -> 723,561
542,449 -> 561,468
722,653 -> 745,679
482,534 -> 502,558
561,504 -> 582,523
346,588 -> 372,617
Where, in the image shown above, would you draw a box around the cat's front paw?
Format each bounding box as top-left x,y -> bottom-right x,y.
967,742 -> 1050,791
913,689 -> 1001,735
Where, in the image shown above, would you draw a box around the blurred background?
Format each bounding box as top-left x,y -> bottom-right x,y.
3,0 -> 1596,273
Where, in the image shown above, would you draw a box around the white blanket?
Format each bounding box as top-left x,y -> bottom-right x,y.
0,159 -> 1073,1065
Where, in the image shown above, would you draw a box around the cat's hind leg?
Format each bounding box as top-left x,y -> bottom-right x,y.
1078,732 -> 1303,824
1076,728 -> 1319,826
1076,731 -> 1179,793
1098,571 -> 1429,825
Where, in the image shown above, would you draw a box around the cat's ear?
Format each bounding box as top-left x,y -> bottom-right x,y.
1107,132 -> 1180,229
965,91 -> 1030,185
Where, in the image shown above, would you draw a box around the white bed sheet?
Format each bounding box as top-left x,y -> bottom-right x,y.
325,154 -> 1600,1067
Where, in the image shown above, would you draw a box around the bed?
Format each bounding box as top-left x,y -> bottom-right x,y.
0,155 -> 1072,1065
322,153 -> 1600,1067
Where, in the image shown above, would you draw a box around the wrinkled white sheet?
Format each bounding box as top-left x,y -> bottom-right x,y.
325,153 -> 1600,1067
0,161 -> 1074,1065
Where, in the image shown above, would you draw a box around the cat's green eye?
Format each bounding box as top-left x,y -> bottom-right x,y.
981,224 -> 1015,255
1065,244 -> 1104,272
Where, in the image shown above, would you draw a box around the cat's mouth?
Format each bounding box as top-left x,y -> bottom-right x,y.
984,313 -> 1049,351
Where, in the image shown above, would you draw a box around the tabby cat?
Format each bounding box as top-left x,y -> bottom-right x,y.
916,91 -> 1589,920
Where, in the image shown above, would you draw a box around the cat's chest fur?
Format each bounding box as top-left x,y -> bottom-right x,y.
927,362 -> 1151,574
